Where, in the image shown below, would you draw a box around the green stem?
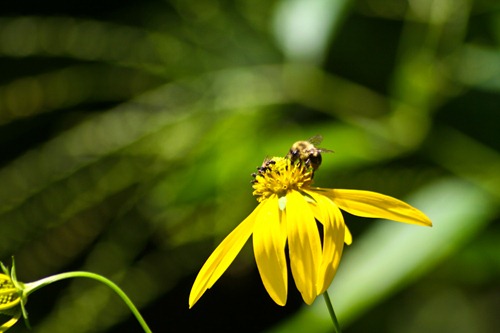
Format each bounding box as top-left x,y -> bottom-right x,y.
24,271 -> 152,333
323,292 -> 342,333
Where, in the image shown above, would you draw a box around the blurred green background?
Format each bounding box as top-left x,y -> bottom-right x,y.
0,0 -> 499,332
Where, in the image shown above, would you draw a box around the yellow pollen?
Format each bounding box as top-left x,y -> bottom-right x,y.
252,157 -> 313,201
0,274 -> 21,310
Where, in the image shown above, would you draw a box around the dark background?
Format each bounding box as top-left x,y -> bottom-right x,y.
0,0 -> 499,332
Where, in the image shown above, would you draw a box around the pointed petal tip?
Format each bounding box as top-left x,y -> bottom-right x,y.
344,225 -> 353,245
328,188 -> 434,228
187,206 -> 259,311
274,298 -> 287,307
416,213 -> 433,227
263,282 -> 287,306
302,294 -> 316,305
188,293 -> 199,309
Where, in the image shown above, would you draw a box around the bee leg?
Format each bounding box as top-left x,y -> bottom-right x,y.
304,158 -> 312,168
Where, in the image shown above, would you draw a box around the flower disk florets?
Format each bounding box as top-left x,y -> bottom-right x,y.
252,157 -> 313,202
0,273 -> 21,311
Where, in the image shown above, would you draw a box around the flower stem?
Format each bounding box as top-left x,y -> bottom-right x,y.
24,271 -> 152,333
323,291 -> 342,333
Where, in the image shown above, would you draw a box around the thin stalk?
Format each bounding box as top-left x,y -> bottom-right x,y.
323,291 -> 341,333
24,271 -> 152,333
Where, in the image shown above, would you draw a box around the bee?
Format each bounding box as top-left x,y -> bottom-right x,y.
251,157 -> 276,183
286,135 -> 333,172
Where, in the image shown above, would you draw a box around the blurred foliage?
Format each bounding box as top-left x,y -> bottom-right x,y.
0,0 -> 498,332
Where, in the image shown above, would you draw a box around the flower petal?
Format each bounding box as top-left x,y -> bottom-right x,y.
253,195 -> 288,306
305,191 -> 352,246
286,190 -> 322,305
344,224 -> 353,245
0,309 -> 21,332
318,188 -> 432,227
305,190 -> 345,294
189,204 -> 260,308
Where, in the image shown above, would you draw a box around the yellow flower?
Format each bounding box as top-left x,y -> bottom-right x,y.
0,273 -> 22,332
189,157 -> 431,308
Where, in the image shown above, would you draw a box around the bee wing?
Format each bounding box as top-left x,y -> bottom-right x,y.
308,135 -> 333,152
307,134 -> 323,146
260,156 -> 271,166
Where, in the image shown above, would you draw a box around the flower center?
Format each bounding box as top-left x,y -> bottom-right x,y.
0,274 -> 21,309
252,157 -> 313,202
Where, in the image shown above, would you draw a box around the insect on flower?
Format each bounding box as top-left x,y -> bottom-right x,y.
286,135 -> 333,173
189,138 -> 432,309
251,158 -> 276,183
